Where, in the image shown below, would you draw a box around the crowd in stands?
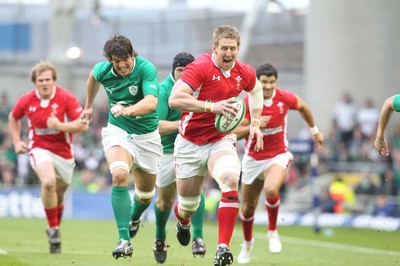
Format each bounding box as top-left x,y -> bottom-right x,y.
0,90 -> 399,217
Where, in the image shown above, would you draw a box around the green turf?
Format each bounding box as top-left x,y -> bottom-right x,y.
0,218 -> 399,266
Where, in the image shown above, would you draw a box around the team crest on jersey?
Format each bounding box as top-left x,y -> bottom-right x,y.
129,85 -> 138,96
277,101 -> 284,113
51,103 -> 59,115
235,76 -> 242,88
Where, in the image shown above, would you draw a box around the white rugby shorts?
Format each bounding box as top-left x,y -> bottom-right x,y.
101,123 -> 162,174
173,134 -> 238,179
156,153 -> 176,187
29,148 -> 75,184
241,151 -> 293,185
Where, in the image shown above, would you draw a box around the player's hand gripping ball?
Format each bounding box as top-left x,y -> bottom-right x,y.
110,104 -> 122,116
215,97 -> 246,133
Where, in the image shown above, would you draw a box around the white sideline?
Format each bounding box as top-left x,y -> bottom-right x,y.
241,230 -> 400,257
0,249 -> 8,254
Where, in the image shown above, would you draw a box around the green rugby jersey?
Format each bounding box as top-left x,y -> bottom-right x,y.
93,56 -> 159,134
156,73 -> 181,154
393,94 -> 400,112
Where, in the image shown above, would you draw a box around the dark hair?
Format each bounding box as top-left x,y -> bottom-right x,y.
256,63 -> 278,80
30,60 -> 57,83
103,34 -> 138,61
172,52 -> 195,73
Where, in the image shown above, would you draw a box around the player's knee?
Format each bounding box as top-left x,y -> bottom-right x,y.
241,201 -> 257,215
240,208 -> 255,220
178,195 -> 200,213
110,161 -> 130,184
156,196 -> 175,212
212,155 -> 241,192
264,185 -> 279,198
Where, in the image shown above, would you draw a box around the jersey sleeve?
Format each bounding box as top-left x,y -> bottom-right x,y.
180,61 -> 205,91
64,90 -> 83,121
11,95 -> 28,120
156,84 -> 169,120
393,94 -> 400,112
93,62 -> 111,82
284,90 -> 299,110
141,63 -> 159,97
243,64 -> 257,93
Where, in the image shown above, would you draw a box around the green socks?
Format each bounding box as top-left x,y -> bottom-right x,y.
154,204 -> 172,241
130,193 -> 151,222
111,186 -> 131,240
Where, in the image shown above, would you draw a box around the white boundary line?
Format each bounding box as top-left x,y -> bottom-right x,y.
234,230 -> 400,257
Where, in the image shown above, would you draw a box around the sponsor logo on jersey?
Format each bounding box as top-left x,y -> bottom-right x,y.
212,75 -> 220,81
261,125 -> 282,135
35,128 -> 60,135
104,87 -> 115,95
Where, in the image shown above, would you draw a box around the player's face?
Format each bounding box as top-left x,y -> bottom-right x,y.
173,66 -> 185,81
213,38 -> 239,71
259,75 -> 276,99
35,70 -> 55,99
110,55 -> 134,77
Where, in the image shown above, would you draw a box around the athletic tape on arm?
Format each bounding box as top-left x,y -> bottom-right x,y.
248,79 -> 264,110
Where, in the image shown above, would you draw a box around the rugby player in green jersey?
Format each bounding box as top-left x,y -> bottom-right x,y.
152,52 -> 206,263
80,34 -> 162,259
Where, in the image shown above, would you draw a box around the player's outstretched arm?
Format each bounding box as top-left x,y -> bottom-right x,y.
375,96 -> 395,156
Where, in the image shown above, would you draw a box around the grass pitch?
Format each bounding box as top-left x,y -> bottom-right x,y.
0,218 -> 399,266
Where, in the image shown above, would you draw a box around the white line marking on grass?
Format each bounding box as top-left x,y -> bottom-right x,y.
0,249 -> 8,254
247,231 -> 400,257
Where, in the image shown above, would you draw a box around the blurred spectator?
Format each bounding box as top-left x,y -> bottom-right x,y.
0,92 -> 12,132
320,186 -> 335,213
347,126 -> 365,162
372,194 -> 399,217
0,136 -> 17,187
355,172 -> 378,196
328,175 -> 357,214
356,97 -> 379,140
332,91 -> 356,147
380,165 -> 399,196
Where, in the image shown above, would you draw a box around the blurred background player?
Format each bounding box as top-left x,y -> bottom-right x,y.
152,52 -> 206,263
8,60 -> 88,253
168,24 -> 264,266
233,63 -> 324,264
80,34 -> 162,259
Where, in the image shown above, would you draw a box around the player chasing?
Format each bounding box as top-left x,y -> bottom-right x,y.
149,52 -> 207,263
8,60 -> 88,254
233,63 -> 324,264
168,24 -> 264,266
80,34 -> 162,259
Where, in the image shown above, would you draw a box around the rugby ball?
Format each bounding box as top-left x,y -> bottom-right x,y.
215,97 -> 246,133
